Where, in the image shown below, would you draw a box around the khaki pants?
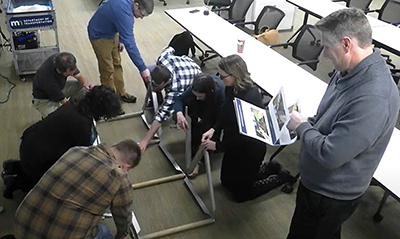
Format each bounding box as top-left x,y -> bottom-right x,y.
90,34 -> 126,96
33,79 -> 85,117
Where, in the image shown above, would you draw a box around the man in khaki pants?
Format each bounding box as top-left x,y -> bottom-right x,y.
32,52 -> 93,117
88,0 -> 154,107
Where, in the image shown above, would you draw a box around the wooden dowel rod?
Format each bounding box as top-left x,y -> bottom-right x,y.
131,174 -> 185,190
98,111 -> 143,123
141,218 -> 215,239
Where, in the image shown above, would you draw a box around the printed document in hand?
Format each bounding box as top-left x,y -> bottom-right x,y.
233,87 -> 299,146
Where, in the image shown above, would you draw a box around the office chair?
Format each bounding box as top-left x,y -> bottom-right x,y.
332,0 -> 373,13
235,6 -> 286,35
373,0 -> 400,67
211,0 -> 255,23
374,0 -> 400,24
199,0 -> 254,66
204,0 -> 231,10
270,24 -> 323,71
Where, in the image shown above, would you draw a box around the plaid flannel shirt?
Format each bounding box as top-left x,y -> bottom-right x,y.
14,144 -> 133,239
155,47 -> 202,122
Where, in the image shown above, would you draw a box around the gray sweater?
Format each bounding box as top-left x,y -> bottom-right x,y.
297,49 -> 399,200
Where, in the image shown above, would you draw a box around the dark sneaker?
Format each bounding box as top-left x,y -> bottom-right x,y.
117,108 -> 125,116
257,161 -> 282,180
277,169 -> 295,184
120,93 -> 137,103
2,159 -> 20,175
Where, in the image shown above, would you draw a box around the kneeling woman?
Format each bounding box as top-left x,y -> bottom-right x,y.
174,73 -> 225,176
202,55 -> 268,202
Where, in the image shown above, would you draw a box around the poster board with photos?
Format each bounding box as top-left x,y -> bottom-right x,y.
233,87 -> 299,146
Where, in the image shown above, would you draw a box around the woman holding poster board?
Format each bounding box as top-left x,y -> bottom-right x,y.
202,55 -> 291,202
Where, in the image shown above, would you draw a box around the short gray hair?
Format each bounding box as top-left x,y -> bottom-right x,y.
315,8 -> 372,48
135,0 -> 154,15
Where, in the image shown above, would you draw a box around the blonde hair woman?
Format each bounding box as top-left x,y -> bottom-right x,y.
202,55 -> 287,202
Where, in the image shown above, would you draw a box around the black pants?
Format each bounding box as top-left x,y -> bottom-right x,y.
287,182 -> 361,239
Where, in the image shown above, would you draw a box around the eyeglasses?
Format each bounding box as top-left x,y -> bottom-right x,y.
137,9 -> 148,18
220,74 -> 231,80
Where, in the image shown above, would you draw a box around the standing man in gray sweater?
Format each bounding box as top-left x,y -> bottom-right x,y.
286,8 -> 400,239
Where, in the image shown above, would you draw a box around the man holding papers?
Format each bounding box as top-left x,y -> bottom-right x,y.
287,8 -> 400,239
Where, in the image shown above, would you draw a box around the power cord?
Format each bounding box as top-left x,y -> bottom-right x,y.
0,26 -> 12,52
0,72 -> 16,104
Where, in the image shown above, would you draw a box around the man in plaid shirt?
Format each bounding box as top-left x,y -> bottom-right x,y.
13,140 -> 141,239
139,46 -> 201,152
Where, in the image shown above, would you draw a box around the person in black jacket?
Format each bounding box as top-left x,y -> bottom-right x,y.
174,73 -> 225,176
201,55 -> 290,202
2,86 -> 121,198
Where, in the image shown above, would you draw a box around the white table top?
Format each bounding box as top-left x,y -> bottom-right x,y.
286,0 -> 400,55
166,7 -> 326,118
166,6 -> 400,199
372,24 -> 400,56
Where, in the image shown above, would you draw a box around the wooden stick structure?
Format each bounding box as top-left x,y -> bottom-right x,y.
97,90 -> 217,238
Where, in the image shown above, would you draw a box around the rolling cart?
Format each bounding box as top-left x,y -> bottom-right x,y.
5,0 -> 59,79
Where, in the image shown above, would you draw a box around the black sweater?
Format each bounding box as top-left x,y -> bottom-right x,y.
20,103 -> 93,185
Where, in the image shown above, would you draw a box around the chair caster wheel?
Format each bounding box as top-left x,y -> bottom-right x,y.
186,0 -> 190,4
204,53 -> 209,57
283,45 -> 288,49
373,213 -> 383,222
163,2 -> 167,5
199,55 -> 204,60
282,184 -> 294,194
200,62 -> 206,67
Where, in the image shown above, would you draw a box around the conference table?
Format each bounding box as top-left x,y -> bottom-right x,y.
165,6 -> 400,221
286,0 -> 400,56
166,7 -> 326,118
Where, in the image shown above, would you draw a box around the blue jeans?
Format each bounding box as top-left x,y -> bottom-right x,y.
94,223 -> 113,239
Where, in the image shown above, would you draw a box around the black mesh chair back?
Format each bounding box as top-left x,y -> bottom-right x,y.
348,0 -> 373,11
332,0 -> 372,12
255,6 -> 285,32
379,0 -> 400,25
229,0 -> 255,22
292,25 -> 323,71
204,0 -> 231,8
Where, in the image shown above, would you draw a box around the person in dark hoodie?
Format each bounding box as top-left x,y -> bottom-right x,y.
2,86 -> 121,198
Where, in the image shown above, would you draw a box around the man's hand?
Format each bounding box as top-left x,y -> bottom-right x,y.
138,140 -> 148,154
201,128 -> 215,143
83,83 -> 95,90
60,98 -> 68,105
141,68 -> 151,82
202,140 -> 216,151
287,111 -> 308,131
177,112 -> 188,131
118,43 -> 124,52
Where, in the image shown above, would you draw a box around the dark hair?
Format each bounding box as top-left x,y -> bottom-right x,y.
113,139 -> 142,167
135,0 -> 154,14
315,8 -> 372,48
151,65 -> 171,85
54,52 -> 77,73
76,86 -> 121,121
191,73 -> 216,98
